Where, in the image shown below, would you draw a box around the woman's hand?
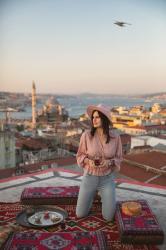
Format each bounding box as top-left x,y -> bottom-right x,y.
89,159 -> 96,168
83,157 -> 114,168
84,157 -> 96,168
100,159 -> 114,168
99,159 -> 109,168
83,157 -> 89,165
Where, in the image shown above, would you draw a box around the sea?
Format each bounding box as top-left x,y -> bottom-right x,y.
0,95 -> 165,120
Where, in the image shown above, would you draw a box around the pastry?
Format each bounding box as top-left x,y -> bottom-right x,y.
122,201 -> 142,216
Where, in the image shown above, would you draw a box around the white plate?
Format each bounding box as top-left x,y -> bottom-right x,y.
28,210 -> 63,226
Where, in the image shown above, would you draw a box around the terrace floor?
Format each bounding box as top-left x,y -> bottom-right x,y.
0,165 -> 165,250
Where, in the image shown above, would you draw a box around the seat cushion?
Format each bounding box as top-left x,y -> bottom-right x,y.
21,186 -> 100,205
115,199 -> 164,244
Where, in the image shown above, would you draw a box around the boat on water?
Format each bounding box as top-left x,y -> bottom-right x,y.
145,99 -> 152,103
0,107 -> 18,112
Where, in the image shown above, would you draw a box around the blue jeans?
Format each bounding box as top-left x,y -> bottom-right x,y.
76,173 -> 116,221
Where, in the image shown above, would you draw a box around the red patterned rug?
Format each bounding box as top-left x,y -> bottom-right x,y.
4,231 -> 107,250
0,202 -> 159,250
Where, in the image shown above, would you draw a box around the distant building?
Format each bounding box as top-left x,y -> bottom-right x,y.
111,106 -> 129,115
121,124 -> 166,136
111,114 -> 142,127
129,105 -> 144,116
121,150 -> 166,186
131,135 -> 166,149
37,98 -> 68,123
159,108 -> 166,117
120,134 -> 131,154
151,103 -> 161,113
0,130 -> 16,169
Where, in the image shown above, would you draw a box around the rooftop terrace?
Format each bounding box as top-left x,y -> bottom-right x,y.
0,166 -> 165,249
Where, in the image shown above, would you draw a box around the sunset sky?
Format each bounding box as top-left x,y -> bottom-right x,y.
0,0 -> 166,94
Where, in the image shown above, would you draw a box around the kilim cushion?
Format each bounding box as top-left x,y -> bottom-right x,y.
116,200 -> 164,244
3,231 -> 107,250
21,186 -> 100,205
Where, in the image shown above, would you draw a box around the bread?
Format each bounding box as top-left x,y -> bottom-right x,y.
122,201 -> 142,216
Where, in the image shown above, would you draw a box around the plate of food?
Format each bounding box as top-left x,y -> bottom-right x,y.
16,206 -> 68,228
28,210 -> 63,226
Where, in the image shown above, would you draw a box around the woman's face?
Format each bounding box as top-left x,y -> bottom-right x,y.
92,111 -> 102,128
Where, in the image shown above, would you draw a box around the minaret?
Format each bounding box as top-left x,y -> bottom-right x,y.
32,81 -> 36,129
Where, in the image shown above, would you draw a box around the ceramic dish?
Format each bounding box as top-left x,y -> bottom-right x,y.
28,210 -> 63,226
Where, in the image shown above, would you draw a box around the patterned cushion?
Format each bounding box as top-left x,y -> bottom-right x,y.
21,186 -> 100,205
3,231 -> 107,250
116,200 -> 164,244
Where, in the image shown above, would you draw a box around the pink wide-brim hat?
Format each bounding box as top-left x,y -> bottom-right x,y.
86,104 -> 112,123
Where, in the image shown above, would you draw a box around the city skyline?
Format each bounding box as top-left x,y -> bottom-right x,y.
1,0 -> 166,94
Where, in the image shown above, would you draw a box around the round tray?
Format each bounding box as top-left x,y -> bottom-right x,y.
28,211 -> 63,227
16,206 -> 68,228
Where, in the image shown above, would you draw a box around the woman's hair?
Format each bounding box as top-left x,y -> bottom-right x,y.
90,110 -> 112,143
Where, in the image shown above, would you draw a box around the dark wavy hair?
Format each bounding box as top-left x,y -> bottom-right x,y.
90,110 -> 112,143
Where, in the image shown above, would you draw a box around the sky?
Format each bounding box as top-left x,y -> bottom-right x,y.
0,0 -> 166,95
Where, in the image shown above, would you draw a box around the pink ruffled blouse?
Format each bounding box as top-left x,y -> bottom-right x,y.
76,130 -> 123,176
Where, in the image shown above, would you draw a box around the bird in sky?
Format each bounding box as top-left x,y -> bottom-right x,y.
114,21 -> 131,27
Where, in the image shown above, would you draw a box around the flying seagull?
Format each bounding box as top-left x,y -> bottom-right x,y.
114,21 -> 131,27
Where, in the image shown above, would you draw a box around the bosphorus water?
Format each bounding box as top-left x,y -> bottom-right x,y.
57,95 -> 165,118
0,95 -> 165,120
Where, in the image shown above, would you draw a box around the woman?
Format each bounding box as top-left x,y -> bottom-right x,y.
76,104 -> 123,221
